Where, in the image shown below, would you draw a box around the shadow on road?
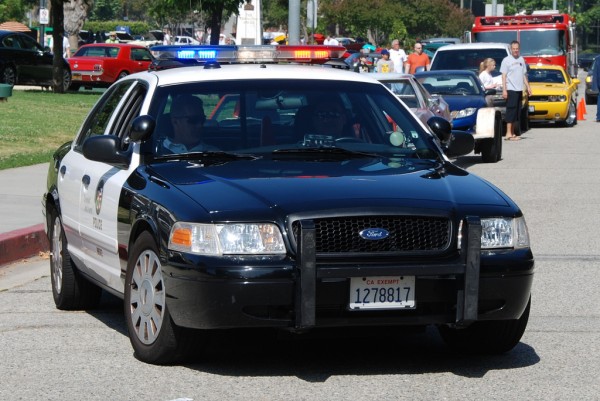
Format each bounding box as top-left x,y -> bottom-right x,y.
86,292 -> 540,380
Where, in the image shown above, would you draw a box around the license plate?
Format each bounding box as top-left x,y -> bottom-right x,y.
349,276 -> 415,310
72,74 -> 82,81
528,105 -> 535,113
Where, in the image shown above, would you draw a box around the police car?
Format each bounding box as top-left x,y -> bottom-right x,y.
43,45 -> 534,365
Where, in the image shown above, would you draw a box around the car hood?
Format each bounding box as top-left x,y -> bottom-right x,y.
442,95 -> 487,111
145,158 -> 513,219
530,83 -> 571,93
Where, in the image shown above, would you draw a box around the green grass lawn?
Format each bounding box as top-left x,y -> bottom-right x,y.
0,89 -> 101,170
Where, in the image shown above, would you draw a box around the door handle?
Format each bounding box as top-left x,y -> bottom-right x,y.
82,175 -> 90,187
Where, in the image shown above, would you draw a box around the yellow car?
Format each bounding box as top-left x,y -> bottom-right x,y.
527,64 -> 580,127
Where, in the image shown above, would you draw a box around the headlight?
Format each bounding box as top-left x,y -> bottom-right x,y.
458,217 -> 530,249
168,222 -> 286,255
453,108 -> 477,119
548,95 -> 567,102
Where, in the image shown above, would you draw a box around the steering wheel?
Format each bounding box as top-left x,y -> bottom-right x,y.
453,88 -> 470,95
335,136 -> 366,143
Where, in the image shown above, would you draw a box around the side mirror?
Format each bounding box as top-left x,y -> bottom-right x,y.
445,130 -> 475,158
82,135 -> 131,168
129,115 -> 155,142
427,116 -> 452,142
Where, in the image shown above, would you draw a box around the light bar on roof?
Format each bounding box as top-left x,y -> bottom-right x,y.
149,44 -> 346,65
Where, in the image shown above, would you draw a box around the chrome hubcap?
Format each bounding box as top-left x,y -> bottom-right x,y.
128,250 -> 165,345
51,218 -> 63,294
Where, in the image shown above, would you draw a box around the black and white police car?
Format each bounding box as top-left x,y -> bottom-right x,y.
43,45 -> 534,365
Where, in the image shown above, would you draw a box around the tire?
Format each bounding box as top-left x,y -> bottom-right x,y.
124,231 -> 195,365
1,65 -> 16,87
438,296 -> 531,354
117,71 -> 128,80
62,69 -> 72,92
558,100 -> 577,127
49,207 -> 102,310
520,105 -> 530,133
480,115 -> 502,163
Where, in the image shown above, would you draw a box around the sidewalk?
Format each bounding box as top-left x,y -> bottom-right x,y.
0,163 -> 50,266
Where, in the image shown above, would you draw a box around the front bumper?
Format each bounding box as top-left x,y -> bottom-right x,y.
528,101 -> 569,121
162,218 -> 534,330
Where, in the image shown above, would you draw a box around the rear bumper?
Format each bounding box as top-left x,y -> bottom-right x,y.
163,218 -> 534,330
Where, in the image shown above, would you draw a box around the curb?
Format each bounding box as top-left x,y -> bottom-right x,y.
0,224 -> 49,266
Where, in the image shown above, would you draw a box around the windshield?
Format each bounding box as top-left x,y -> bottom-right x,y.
474,30 -> 565,56
431,48 -> 509,75
416,74 -> 482,96
381,80 -> 419,108
144,79 -> 439,160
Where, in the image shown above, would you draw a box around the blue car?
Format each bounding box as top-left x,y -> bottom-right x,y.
416,70 -> 504,163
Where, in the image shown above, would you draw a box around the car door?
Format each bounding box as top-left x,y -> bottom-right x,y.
14,34 -> 52,83
78,80 -> 147,292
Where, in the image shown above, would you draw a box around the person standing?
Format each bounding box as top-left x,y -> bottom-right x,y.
48,34 -> 71,58
105,31 -> 119,43
404,42 -> 430,74
376,49 -> 394,73
324,35 -> 339,46
354,53 -> 372,73
389,39 -> 407,73
592,54 -> 600,122
500,40 -> 532,140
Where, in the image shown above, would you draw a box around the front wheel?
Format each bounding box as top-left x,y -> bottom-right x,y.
49,207 -> 102,310
124,231 -> 195,365
480,115 -> 502,163
558,100 -> 577,127
438,296 -> 531,354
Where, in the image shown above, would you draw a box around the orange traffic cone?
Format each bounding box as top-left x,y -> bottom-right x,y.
581,98 -> 587,115
577,99 -> 586,121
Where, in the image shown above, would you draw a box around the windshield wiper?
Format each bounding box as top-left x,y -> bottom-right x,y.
272,147 -> 378,159
155,151 -> 259,162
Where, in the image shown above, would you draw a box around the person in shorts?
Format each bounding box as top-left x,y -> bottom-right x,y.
500,40 -> 532,140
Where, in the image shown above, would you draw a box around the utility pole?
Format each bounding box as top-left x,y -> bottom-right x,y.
288,0 -> 300,45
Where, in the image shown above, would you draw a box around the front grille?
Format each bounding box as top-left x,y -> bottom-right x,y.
292,216 -> 451,254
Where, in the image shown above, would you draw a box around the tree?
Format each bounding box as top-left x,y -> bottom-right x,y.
64,0 -> 94,51
0,0 -> 27,22
50,0 -> 68,93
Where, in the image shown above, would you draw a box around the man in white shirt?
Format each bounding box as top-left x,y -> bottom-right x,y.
324,35 -> 339,46
388,39 -> 407,73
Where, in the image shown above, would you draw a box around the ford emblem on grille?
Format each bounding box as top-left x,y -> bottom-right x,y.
359,228 -> 390,240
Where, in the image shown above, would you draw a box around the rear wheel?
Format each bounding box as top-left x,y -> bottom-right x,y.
49,207 -> 102,310
124,231 -> 196,365
1,65 -> 16,86
438,296 -> 531,354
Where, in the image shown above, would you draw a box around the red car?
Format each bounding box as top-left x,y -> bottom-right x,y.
68,43 -> 153,90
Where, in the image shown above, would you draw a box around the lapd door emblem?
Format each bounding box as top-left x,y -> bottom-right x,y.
359,228 -> 389,240
95,179 -> 104,215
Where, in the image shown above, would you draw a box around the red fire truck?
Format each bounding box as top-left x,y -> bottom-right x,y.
468,12 -> 577,77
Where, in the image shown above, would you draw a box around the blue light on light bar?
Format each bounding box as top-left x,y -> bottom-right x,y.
196,50 -> 217,59
177,50 -> 196,59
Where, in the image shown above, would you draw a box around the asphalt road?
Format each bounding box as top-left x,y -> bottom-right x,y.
1,98 -> 599,400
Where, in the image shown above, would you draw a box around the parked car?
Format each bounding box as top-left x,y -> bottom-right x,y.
416,69 -> 504,163
578,53 -> 599,71
371,72 -> 452,125
527,64 -> 579,126
43,44 -> 533,365
0,30 -> 71,90
129,30 -> 164,48
430,42 -> 529,135
174,36 -> 200,45
585,57 -> 598,105
68,43 -> 154,90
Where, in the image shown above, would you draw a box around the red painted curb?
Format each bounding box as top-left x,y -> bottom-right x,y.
0,224 -> 49,266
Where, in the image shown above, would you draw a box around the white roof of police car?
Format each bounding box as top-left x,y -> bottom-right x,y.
129,64 -> 380,87
368,72 -> 416,81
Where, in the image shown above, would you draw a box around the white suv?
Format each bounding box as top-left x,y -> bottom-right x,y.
430,42 -> 529,134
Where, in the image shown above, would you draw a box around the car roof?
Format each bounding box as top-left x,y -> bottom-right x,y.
435,42 -> 510,51
137,63 -> 381,87
77,43 -> 147,49
369,72 -> 415,81
415,70 -> 478,77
